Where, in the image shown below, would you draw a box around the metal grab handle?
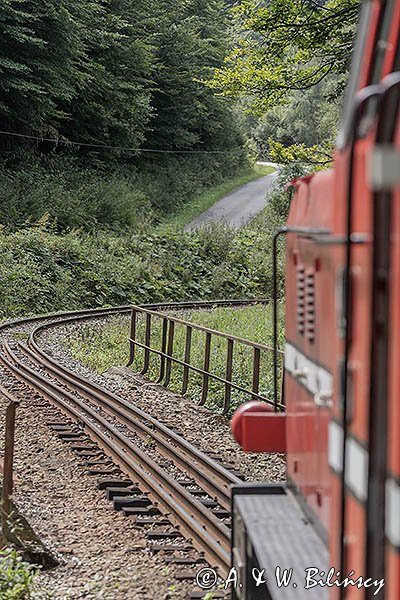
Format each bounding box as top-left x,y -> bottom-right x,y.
314,391 -> 332,409
293,368 -> 308,380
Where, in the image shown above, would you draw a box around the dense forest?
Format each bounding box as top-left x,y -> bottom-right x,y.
0,0 -> 359,319
0,0 -> 247,230
1,0 -> 247,152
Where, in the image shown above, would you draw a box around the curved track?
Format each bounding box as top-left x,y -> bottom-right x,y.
0,300 -> 262,573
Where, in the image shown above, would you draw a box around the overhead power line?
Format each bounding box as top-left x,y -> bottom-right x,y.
0,130 -> 232,155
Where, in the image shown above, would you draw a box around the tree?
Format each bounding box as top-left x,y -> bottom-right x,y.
0,0 -> 92,134
58,0 -> 155,150
146,0 -> 243,150
0,0 -> 244,156
206,0 -> 360,113
248,73 -> 343,163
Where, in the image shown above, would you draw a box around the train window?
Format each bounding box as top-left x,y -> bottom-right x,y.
337,1 -> 373,149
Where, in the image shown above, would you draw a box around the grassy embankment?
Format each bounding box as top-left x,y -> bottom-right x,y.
0,162 -> 283,320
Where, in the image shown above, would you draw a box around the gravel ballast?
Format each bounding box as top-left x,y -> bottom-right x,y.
0,315 -> 285,599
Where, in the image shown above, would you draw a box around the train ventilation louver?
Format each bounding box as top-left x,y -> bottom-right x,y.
305,271 -> 316,343
296,265 -> 306,335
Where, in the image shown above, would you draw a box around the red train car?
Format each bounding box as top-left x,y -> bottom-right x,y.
231,1 -> 400,598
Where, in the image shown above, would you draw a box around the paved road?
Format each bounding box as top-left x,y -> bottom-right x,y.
185,169 -> 278,230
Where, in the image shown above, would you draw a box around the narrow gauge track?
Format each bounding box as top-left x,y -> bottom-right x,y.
0,300 -> 264,575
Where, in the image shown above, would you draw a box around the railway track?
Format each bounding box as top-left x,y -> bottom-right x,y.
0,300 -> 263,591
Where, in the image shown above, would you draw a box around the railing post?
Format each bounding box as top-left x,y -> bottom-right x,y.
199,332 -> 212,406
252,347 -> 261,399
222,338 -> 234,414
164,320 -> 175,387
156,318 -> 169,383
181,326 -> 192,395
1,399 -> 19,543
273,228 -> 287,411
127,308 -> 137,366
141,313 -> 152,375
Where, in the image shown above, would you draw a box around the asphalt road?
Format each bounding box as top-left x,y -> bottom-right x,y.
185,169 -> 278,231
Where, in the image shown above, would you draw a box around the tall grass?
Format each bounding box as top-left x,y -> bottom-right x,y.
0,151 -> 248,232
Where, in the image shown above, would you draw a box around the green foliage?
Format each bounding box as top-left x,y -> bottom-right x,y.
206,0 -> 359,113
0,548 -> 42,599
0,1 -> 153,147
58,0 -> 154,149
0,1 -> 90,131
203,0 -> 358,170
0,188 -> 289,319
0,151 -> 247,232
249,75 -> 342,164
0,0 -> 243,155
0,158 -> 149,232
268,139 -> 332,169
146,0 -> 242,151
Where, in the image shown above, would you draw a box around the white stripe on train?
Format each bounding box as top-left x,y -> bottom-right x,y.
285,342 -> 398,546
386,477 -> 400,548
328,421 -> 399,548
284,342 -> 333,396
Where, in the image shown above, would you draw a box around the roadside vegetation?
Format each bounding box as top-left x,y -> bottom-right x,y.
158,163 -> 275,230
0,155 -> 293,319
0,152 -> 249,234
0,187 -> 287,319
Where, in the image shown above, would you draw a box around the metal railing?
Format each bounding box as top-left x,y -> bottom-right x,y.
127,303 -> 285,414
0,385 -> 19,545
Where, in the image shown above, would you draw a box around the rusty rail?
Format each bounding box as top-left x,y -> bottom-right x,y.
127,304 -> 285,413
0,299 -> 285,573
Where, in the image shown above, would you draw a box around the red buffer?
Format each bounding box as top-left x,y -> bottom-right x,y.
231,401 -> 286,453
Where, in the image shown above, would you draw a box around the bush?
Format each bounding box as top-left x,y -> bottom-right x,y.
0,151 -> 248,233
0,197 -> 285,319
0,548 -> 41,600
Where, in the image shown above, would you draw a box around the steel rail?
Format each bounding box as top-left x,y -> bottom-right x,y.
29,313 -> 242,486
0,341 -> 231,571
0,298 -> 277,573
19,339 -> 239,509
0,298 -> 267,334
